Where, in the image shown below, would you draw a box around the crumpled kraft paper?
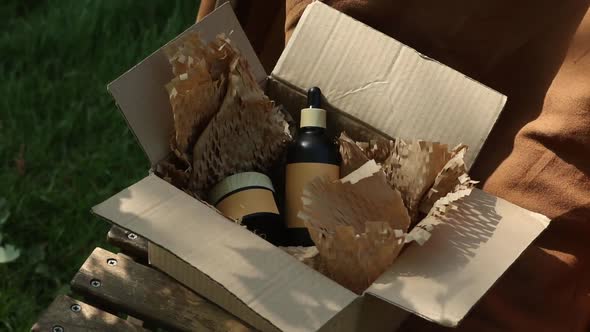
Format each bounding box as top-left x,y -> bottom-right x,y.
339,133 -> 456,223
159,31 -> 292,197
164,30 -> 233,81
164,32 -> 233,165
155,157 -> 191,193
339,133 -> 394,177
189,54 -> 292,195
419,145 -> 479,214
405,145 -> 478,245
299,160 -> 410,294
405,187 -> 475,245
295,133 -> 478,293
383,139 -> 452,222
338,132 -> 478,249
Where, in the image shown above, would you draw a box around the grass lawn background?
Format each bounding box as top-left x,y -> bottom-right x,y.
0,1 -> 199,330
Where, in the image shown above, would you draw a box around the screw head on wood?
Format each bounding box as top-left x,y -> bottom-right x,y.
90,279 -> 101,288
52,325 -> 64,332
127,233 -> 138,240
70,304 -> 81,312
107,258 -> 117,266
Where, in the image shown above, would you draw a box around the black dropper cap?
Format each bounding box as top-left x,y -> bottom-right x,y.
307,87 -> 322,108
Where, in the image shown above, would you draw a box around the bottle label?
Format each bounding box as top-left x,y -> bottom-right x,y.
285,162 -> 340,228
216,188 -> 279,221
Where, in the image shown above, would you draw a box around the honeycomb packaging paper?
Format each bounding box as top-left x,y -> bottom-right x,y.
189,54 -> 292,195
298,160 -> 411,293
296,134 -> 480,294
158,31 -> 292,197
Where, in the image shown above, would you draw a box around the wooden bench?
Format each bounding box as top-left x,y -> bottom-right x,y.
31,226 -> 254,332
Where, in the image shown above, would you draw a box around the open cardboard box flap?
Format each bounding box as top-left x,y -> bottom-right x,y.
272,2 -> 507,168
95,2 -> 549,331
93,174 -> 357,332
106,3 -> 265,166
365,188 -> 549,327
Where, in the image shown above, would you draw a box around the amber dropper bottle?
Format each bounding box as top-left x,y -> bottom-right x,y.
284,87 -> 340,246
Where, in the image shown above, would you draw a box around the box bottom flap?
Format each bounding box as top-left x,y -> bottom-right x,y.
271,2 -> 507,169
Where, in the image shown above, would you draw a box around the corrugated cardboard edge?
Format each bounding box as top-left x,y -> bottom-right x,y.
106,3 -> 266,166
272,2 -> 507,169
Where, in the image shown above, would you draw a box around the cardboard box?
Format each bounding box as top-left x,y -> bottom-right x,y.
94,3 -> 550,331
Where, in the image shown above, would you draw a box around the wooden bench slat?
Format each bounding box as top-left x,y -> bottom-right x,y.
31,295 -> 147,332
107,226 -> 148,261
71,247 -> 253,332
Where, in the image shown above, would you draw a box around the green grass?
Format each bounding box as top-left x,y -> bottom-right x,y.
0,1 -> 198,330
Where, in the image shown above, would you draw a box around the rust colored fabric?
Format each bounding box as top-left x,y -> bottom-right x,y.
199,1 -> 590,330
198,0 -> 285,73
